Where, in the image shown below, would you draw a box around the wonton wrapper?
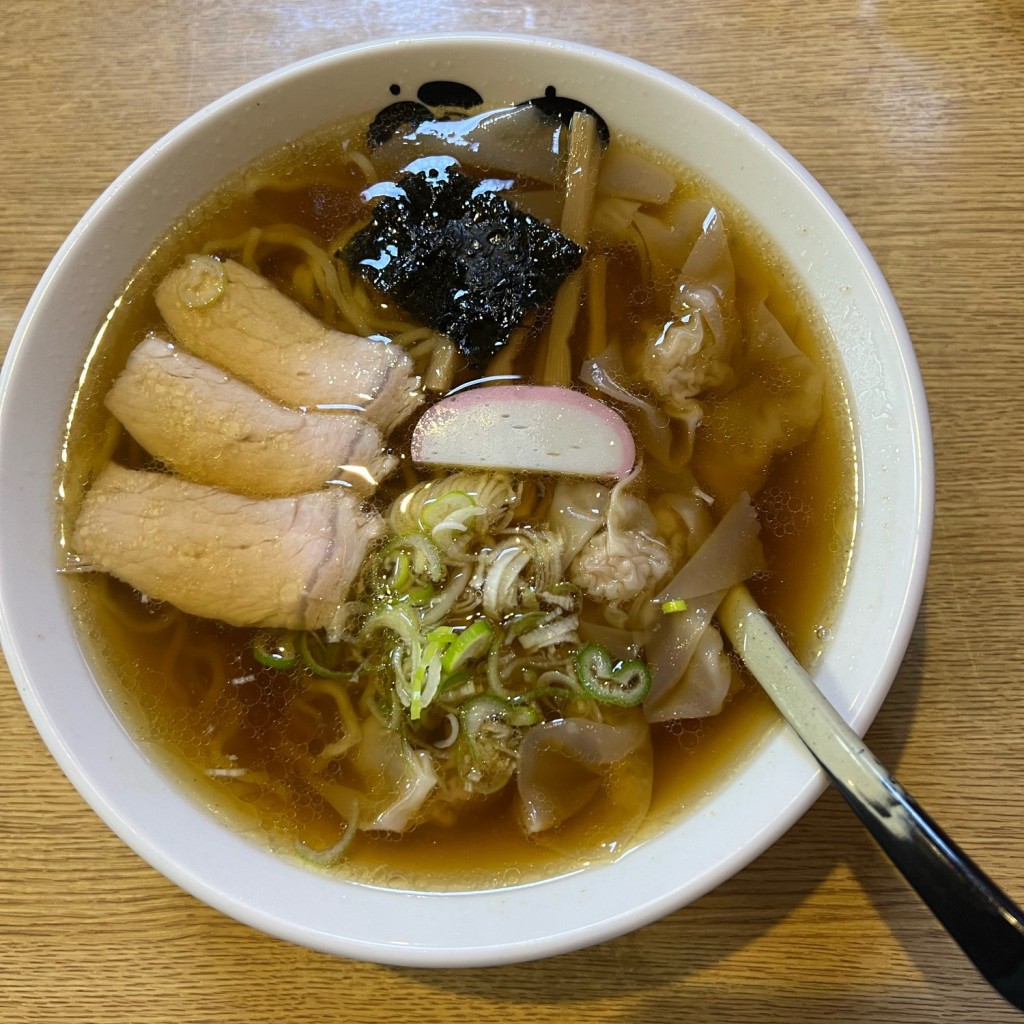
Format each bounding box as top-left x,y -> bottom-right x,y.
692,303 -> 825,504
516,714 -> 653,856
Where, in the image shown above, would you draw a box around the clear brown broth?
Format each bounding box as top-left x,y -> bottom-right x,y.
59,113 -> 856,890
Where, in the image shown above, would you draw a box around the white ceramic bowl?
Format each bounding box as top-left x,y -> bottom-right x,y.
0,34 -> 932,966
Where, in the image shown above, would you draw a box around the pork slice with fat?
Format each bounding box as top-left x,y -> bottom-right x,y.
155,256 -> 422,432
72,464 -> 383,631
105,334 -> 396,497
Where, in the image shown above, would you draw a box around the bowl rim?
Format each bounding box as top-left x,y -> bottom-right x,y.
0,31 -> 933,966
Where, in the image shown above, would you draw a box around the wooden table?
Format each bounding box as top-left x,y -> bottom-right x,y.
2,2 -> 1022,1021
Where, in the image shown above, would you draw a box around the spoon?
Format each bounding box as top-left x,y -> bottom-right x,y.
717,584 -> 1024,1012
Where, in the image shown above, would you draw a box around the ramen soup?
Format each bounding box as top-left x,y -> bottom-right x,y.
59,90 -> 856,890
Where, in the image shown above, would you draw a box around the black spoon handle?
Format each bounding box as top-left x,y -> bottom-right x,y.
718,586 -> 1024,1012
831,754 -> 1024,1009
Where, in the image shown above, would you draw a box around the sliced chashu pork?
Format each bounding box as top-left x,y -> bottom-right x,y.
155,255 -> 422,433
105,334 -> 396,497
73,464 -> 383,631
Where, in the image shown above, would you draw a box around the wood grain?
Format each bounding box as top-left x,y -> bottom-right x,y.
2,1 -> 1023,1021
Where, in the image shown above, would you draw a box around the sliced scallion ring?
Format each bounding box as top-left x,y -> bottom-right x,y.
419,490 -> 476,530
381,533 -> 444,585
437,669 -> 471,695
661,598 -> 689,614
297,632 -> 350,679
459,694 -> 522,793
441,619 -> 495,675
460,695 -> 512,749
574,643 -> 613,685
253,632 -> 298,671
385,550 -> 411,590
405,583 -> 437,607
506,699 -> 542,728
505,610 -> 549,639
607,659 -> 652,705
426,625 -> 460,648
574,643 -> 651,707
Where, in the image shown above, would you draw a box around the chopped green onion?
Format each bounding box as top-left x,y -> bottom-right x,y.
420,490 -> 476,530
406,624 -> 467,720
486,636 -> 510,698
574,643 -> 651,707
408,636 -> 442,720
506,699 -> 542,728
437,669 -> 471,695
460,695 -> 511,748
385,550 -> 411,590
526,681 -> 579,704
575,643 -> 613,685
405,583 -> 437,607
294,801 -> 359,866
441,619 -> 495,674
459,695 -> 522,793
420,491 -> 487,551
253,632 -> 297,670
419,651 -> 443,719
541,581 -> 581,611
426,625 -> 460,648
297,632 -> 350,679
363,605 -> 421,647
548,580 -> 582,598
381,533 -> 444,585
608,659 -> 652,705
527,669 -> 581,703
661,598 -> 688,614
505,610 -> 549,639
441,676 -> 478,703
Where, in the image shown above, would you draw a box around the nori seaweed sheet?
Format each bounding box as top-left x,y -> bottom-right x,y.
340,163 -> 583,366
